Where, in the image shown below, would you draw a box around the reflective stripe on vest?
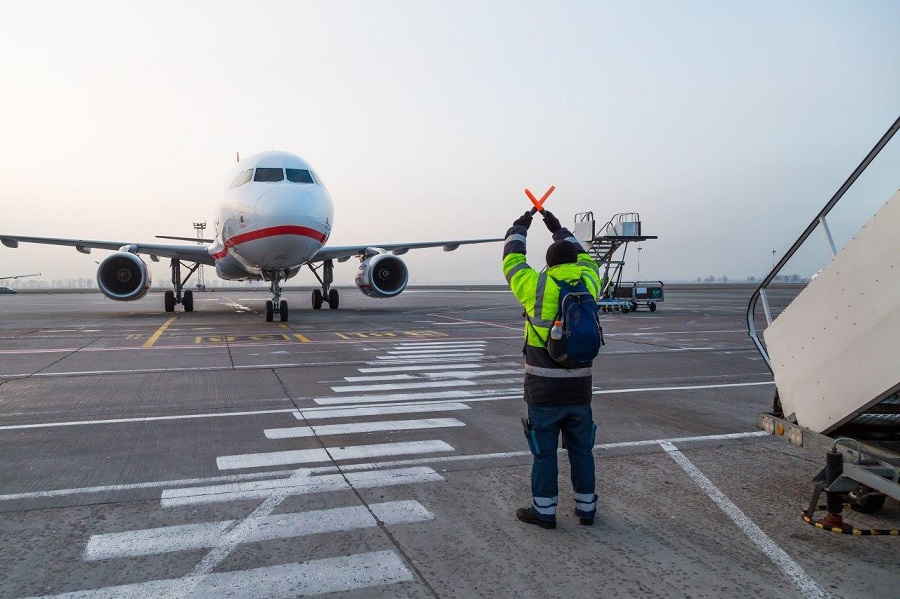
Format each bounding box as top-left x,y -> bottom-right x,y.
525,365 -> 592,378
504,262 -> 529,284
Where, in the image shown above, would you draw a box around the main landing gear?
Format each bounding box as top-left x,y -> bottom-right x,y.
309,259 -> 340,310
165,258 -> 199,313
264,272 -> 289,322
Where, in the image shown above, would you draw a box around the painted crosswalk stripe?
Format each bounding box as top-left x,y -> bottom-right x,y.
265,418 -> 465,439
314,388 -> 519,405
217,440 -> 455,470
385,350 -> 483,356
367,355 -> 490,363
342,374 -> 417,382
296,402 -> 471,420
424,369 -> 520,379
373,354 -> 484,362
357,363 -> 483,373
394,341 -> 486,348
84,500 -> 432,561
37,550 -> 413,598
332,380 -> 475,393
162,466 -> 444,507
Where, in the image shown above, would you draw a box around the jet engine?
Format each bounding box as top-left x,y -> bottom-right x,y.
355,253 -> 408,298
96,252 -> 152,301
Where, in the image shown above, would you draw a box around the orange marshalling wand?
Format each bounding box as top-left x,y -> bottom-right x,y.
524,186 -> 555,212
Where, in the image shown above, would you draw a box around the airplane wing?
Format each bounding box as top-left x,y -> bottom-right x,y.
0,272 -> 40,281
0,235 -> 214,266
310,238 -> 503,263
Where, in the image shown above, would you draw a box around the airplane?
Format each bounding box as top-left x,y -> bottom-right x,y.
0,151 -> 501,321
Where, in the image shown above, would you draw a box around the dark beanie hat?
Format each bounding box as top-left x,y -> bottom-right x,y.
546,240 -> 578,267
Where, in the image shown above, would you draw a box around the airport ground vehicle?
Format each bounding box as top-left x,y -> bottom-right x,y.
605,280 -> 663,313
748,116 -> 900,531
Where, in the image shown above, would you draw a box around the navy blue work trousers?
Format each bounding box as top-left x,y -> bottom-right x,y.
527,403 -> 598,522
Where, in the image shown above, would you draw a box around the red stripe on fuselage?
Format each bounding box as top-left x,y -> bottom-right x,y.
210,225 -> 327,260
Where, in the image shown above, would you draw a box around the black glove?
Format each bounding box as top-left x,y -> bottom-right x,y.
542,210 -> 561,233
513,211 -> 533,229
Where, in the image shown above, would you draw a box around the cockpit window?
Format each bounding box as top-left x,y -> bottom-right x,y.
310,171 -> 326,189
286,168 -> 314,184
237,169 -> 253,187
254,168 -> 284,182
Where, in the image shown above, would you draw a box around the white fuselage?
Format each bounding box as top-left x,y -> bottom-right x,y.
209,151 -> 334,281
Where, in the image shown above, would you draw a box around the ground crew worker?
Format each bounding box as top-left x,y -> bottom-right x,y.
502,208 -> 602,529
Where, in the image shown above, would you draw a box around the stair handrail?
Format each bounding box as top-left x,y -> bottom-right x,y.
747,115 -> 900,371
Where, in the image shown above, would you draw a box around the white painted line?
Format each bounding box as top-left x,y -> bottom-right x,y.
593,381 -> 773,395
217,440 -> 455,470
314,388 -> 519,405
43,551 -> 413,598
0,382 -> 771,431
424,369 -> 521,379
295,402 -> 471,420
343,374 -> 417,382
307,431 -> 772,474
385,349 -> 483,355
394,342 -> 486,348
386,348 -> 485,354
0,406 -> 296,431
372,354 -> 485,361
84,500 -> 432,561
265,418 -> 465,439
660,441 -> 827,599
161,466 -> 444,507
392,341 -> 487,346
357,363 -> 486,373
331,380 -> 476,393
599,431 -> 769,450
1,432 -> 767,503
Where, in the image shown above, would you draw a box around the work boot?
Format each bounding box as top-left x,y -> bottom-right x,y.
516,506 -> 556,529
576,509 -> 594,526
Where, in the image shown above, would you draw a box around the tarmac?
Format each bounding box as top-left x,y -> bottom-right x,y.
0,285 -> 897,598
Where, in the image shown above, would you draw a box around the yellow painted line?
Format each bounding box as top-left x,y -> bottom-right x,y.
143,316 -> 178,348
294,333 -> 310,343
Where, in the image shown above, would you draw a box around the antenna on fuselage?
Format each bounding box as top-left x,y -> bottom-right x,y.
236,151 -> 240,163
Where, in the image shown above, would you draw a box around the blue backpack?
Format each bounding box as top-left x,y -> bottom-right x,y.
543,276 -> 603,368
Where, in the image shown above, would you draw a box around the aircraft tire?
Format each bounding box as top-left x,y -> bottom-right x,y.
265,300 -> 274,322
183,290 -> 194,312
312,289 -> 323,309
280,300 -> 289,322
164,290 -> 175,313
328,289 -> 339,309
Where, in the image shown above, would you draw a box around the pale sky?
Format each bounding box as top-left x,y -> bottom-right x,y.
1,1 -> 898,287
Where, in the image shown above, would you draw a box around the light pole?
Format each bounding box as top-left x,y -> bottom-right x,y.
637,246 -> 642,281
771,249 -> 776,270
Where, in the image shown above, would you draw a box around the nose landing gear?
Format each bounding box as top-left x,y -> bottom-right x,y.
265,273 -> 289,322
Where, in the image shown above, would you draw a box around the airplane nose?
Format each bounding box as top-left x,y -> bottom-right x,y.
256,187 -> 316,216
255,185 -> 333,240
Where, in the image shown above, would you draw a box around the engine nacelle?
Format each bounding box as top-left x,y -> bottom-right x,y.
97,252 -> 152,301
355,253 -> 408,298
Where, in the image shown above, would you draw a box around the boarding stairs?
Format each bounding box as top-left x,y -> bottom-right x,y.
748,115 -> 900,512
573,212 -> 657,297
